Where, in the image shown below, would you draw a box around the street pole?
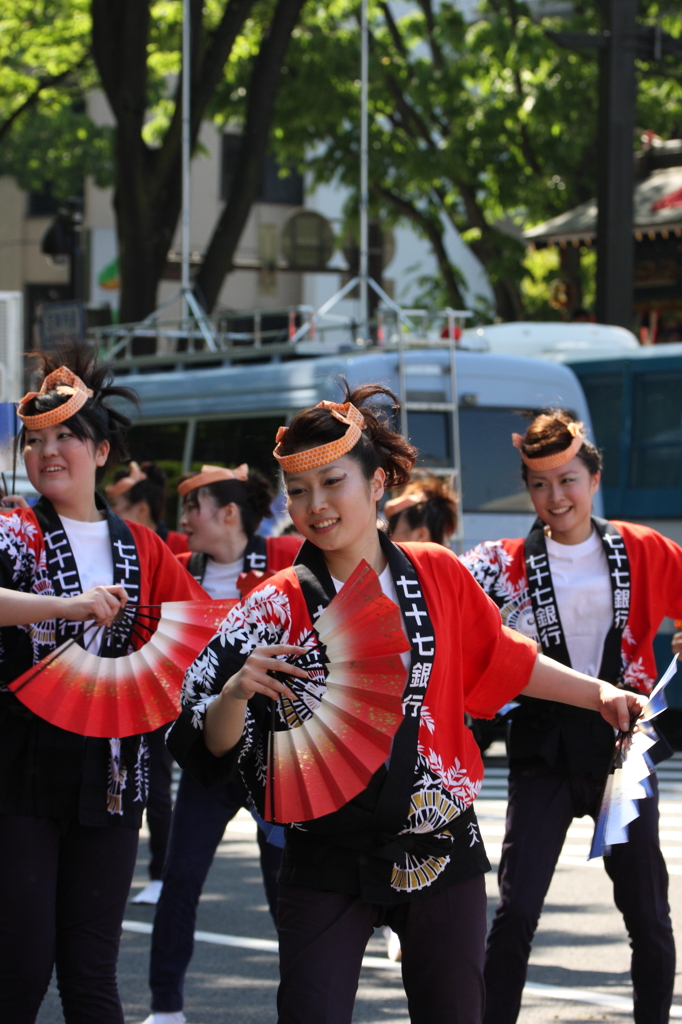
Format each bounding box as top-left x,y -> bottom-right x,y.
139,0 -> 217,350
181,0 -> 191,325
595,0 -> 637,329
359,0 -> 369,343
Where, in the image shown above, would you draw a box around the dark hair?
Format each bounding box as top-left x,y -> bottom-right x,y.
113,462 -> 167,523
180,470 -> 274,538
21,344 -> 137,483
519,409 -> 602,483
277,381 -> 417,488
387,473 -> 458,545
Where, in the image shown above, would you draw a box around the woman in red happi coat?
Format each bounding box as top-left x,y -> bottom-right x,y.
169,387 -> 644,1024
462,409 -> 681,1024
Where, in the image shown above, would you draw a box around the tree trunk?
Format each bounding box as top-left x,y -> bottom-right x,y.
91,0 -> 259,323
194,0 -> 307,312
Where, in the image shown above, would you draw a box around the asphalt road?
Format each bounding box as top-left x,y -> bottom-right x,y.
36,746 -> 682,1023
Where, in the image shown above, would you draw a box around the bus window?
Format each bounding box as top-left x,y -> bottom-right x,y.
408,411 -> 452,467
578,374 -> 623,489
192,416 -> 286,482
124,421 -> 187,525
459,408 -> 534,513
630,372 -> 682,489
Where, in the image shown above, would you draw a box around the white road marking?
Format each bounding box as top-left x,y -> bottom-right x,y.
120,920 -> 682,1015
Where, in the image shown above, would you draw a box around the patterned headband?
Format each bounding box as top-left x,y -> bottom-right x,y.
273,401 -> 366,473
383,490 -> 426,520
106,461 -> 148,501
177,463 -> 249,497
512,421 -> 585,470
18,367 -> 94,429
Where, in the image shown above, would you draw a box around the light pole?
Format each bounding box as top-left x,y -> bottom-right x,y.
141,0 -> 217,350
359,0 -> 369,343
181,0 -> 191,325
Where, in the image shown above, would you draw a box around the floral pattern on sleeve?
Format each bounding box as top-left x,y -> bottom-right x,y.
179,583 -> 294,733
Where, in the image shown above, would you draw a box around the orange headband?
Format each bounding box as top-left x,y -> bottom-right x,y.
18,367 -> 94,429
512,421 -> 584,470
383,490 -> 426,520
273,401 -> 366,473
105,461 -> 148,501
177,463 -> 249,497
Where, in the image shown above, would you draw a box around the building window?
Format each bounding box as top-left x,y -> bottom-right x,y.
27,191 -> 61,218
459,407 -> 535,512
221,135 -> 303,205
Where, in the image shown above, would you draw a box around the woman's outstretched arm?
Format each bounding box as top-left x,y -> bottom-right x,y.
0,586 -> 128,629
522,653 -> 647,732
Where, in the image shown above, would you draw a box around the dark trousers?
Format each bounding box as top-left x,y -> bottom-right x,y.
0,815 -> 139,1024
149,768 -> 282,1012
146,725 -> 174,880
276,874 -> 487,1024
483,766 -> 675,1024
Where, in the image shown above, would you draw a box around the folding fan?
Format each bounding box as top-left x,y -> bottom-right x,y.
9,599 -> 236,738
264,560 -> 411,823
589,654 -> 678,859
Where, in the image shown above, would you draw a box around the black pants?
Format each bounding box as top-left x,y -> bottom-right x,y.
0,815 -> 139,1024
277,874 -> 487,1024
146,725 -> 174,880
483,766 -> 675,1024
150,769 -> 282,1012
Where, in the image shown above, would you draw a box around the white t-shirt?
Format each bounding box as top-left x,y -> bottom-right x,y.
332,564 -> 411,674
202,556 -> 243,600
59,514 -> 114,653
545,528 -> 613,678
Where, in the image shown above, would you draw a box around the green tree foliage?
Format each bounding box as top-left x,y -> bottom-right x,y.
0,0 -> 306,320
0,0 -> 111,197
270,0 -> 682,319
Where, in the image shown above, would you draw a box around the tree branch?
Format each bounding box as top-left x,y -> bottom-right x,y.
415,0 -> 444,70
0,55 -> 89,145
161,0 -> 258,170
372,182 -> 467,308
379,2 -> 409,60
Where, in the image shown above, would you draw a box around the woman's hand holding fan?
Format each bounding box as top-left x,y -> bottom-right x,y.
263,560 -> 412,824
225,645 -> 307,702
64,585 -> 129,627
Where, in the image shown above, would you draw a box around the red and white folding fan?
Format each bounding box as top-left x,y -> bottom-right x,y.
9,599 -> 236,738
264,560 -> 411,823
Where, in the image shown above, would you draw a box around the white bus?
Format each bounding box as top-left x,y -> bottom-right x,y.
115,346 -> 597,550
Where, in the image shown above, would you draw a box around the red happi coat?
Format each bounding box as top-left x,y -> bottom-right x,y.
462,520 -> 682,696
165,529 -> 189,555
169,539 -> 537,901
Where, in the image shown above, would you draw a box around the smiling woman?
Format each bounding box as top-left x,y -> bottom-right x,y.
462,408 -> 682,1024
0,346 -> 205,1024
167,385 -> 645,1024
